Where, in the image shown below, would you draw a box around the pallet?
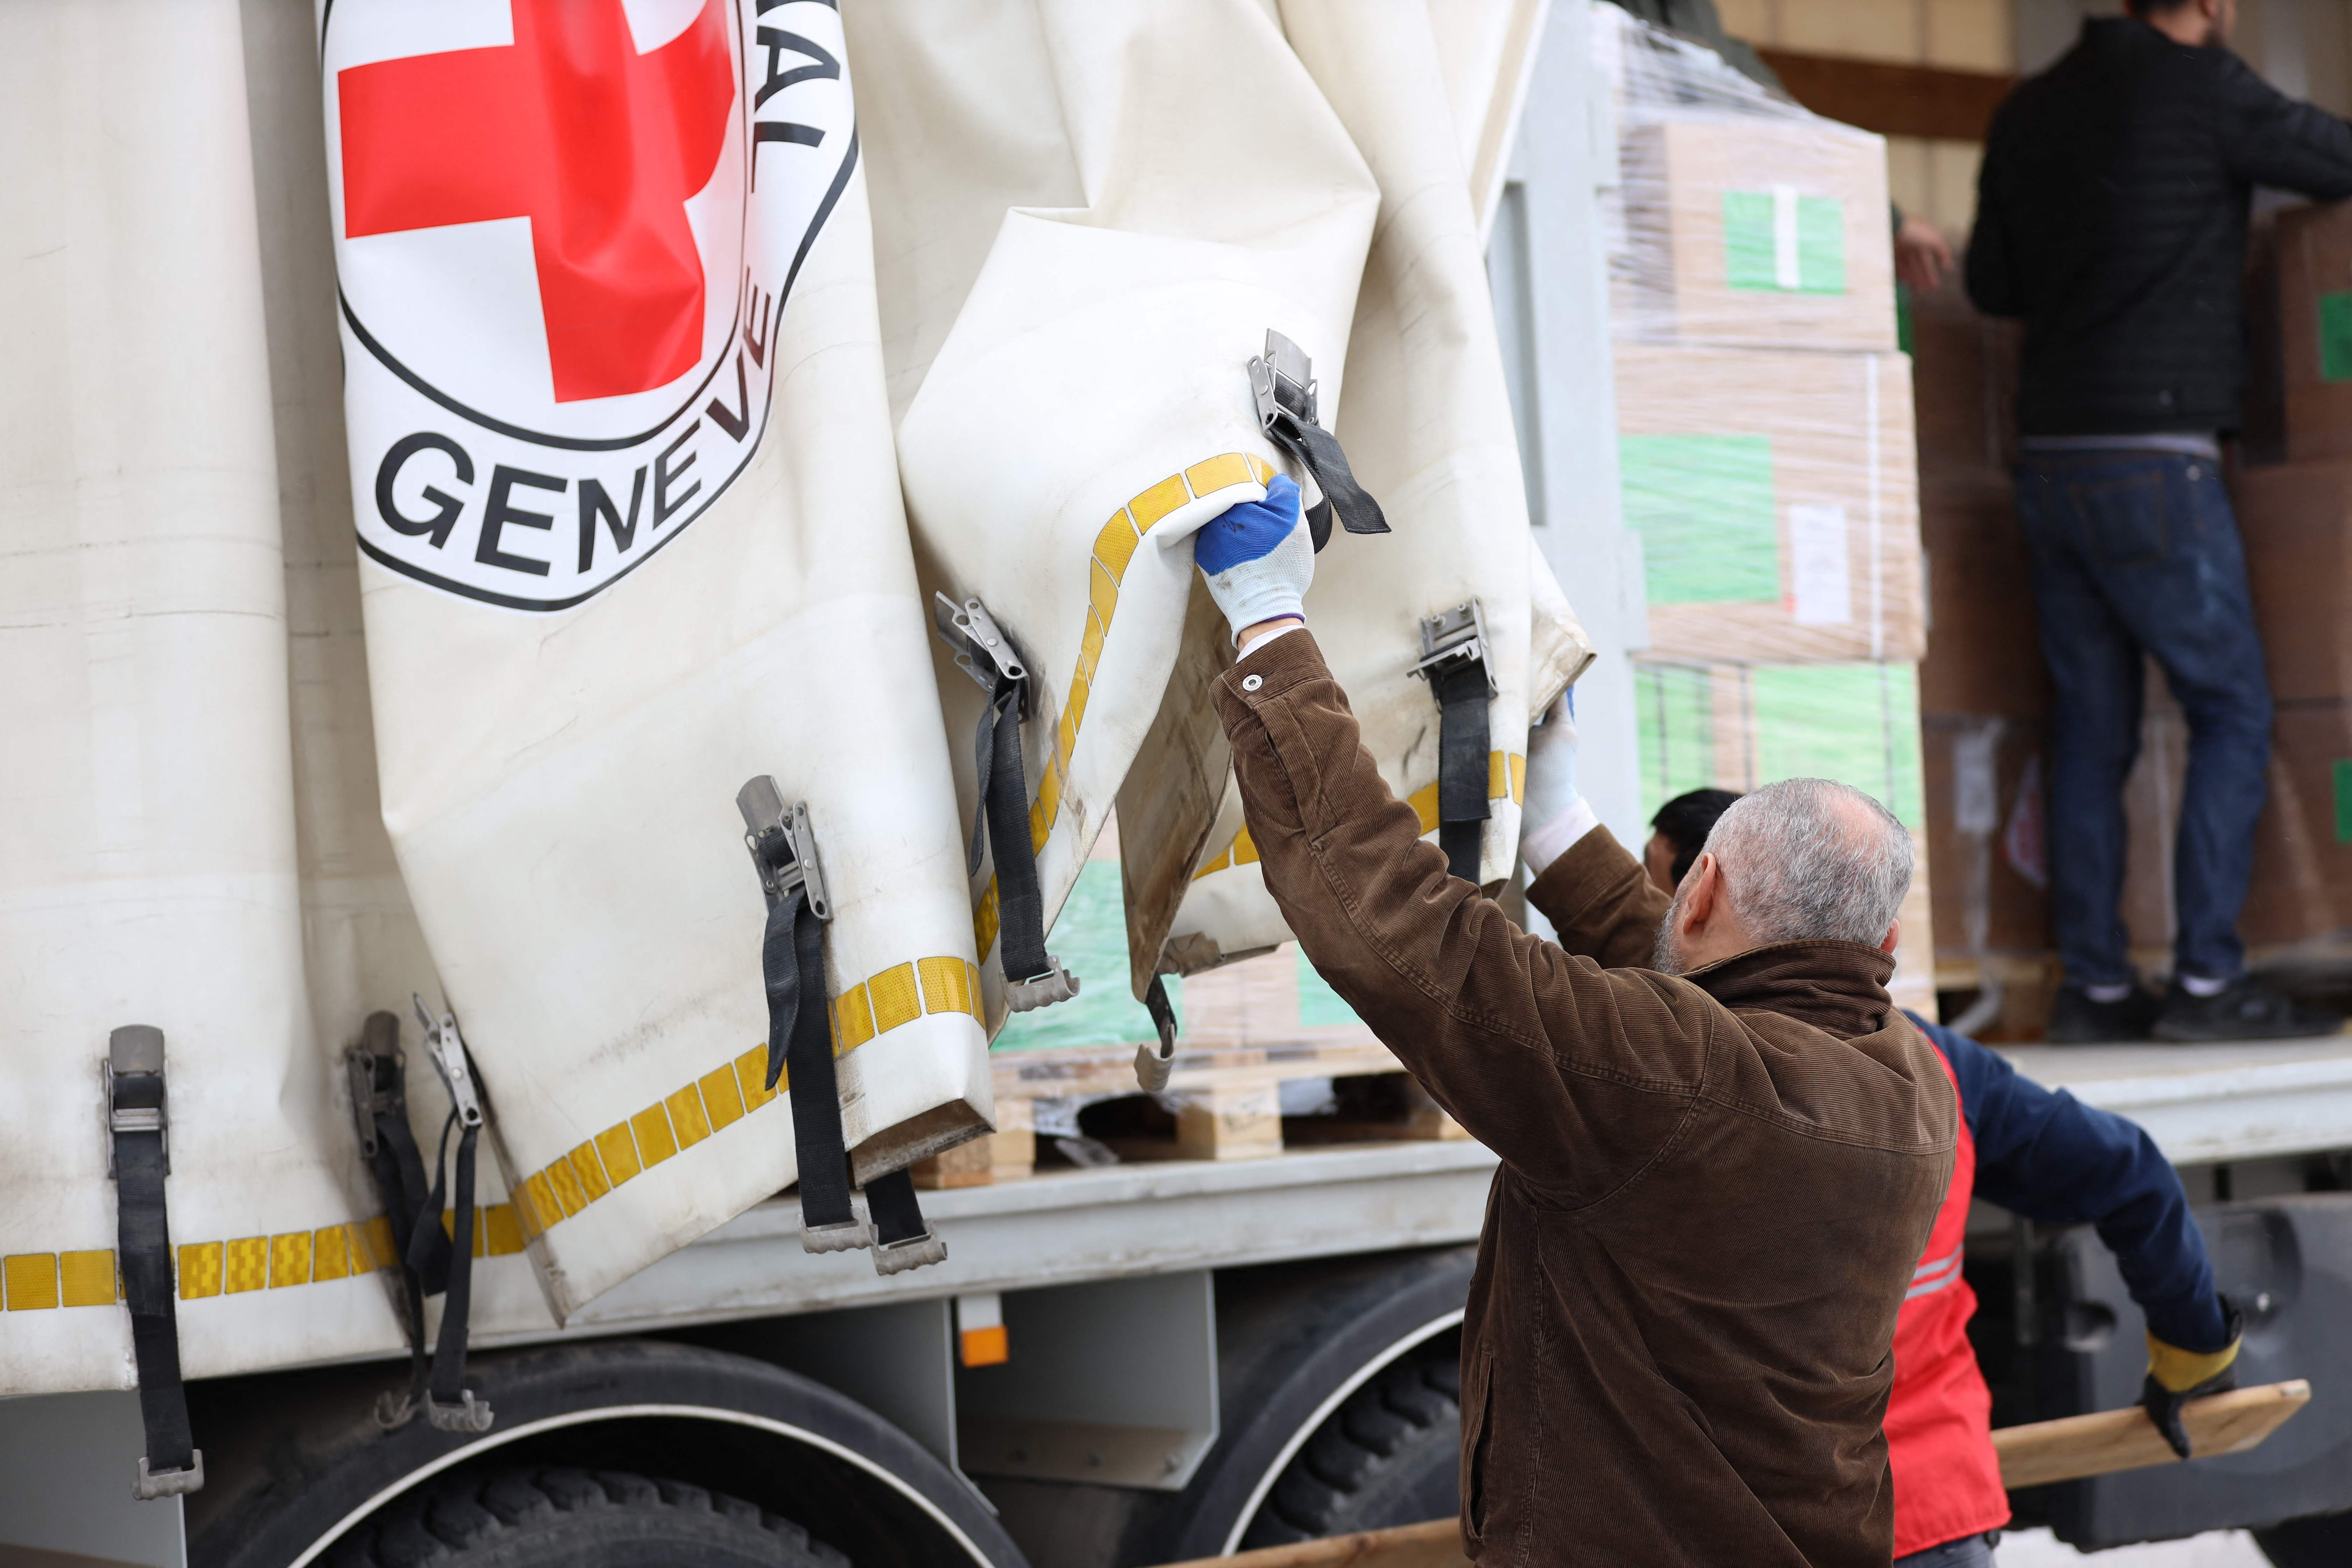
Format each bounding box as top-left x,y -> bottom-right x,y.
910,1038 -> 1469,1188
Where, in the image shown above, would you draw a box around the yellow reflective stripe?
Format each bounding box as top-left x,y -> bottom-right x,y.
594,1122 -> 642,1188
1234,826 -> 1260,866
971,454 -> 1279,946
485,1204 -> 525,1256
224,1237 -> 268,1295
836,983 -> 877,1051
310,1226 -> 350,1283
736,1043 -> 779,1110
4,1253 -> 58,1310
566,1142 -> 612,1204
870,962 -> 923,1034
630,1104 -> 679,1168
178,1242 -> 223,1300
59,1249 -> 117,1306
268,1231 -> 312,1288
700,1063 -> 747,1130
667,1083 -> 713,1149
1509,753 -> 1526,804
359,1216 -> 399,1271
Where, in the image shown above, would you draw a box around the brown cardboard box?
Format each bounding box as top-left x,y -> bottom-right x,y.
1616,343 -> 1924,664
2233,460 -> 2352,705
2265,200 -> 2352,463
1616,116 -> 1898,353
1908,277 -> 2019,482
1921,714 -> 2051,962
1919,481 -> 2048,719
2246,700 -> 2352,947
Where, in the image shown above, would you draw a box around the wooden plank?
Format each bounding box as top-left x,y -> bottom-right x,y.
1754,48 -> 2014,142
1993,1380 -> 2311,1490
1151,1518 -> 1464,1568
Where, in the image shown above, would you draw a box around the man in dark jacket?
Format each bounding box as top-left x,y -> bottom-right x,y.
1967,0 -> 2352,1043
1641,790 -> 2242,1566
1193,484 -> 1957,1564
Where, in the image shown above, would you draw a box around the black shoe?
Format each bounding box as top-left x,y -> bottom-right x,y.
2045,983 -> 2162,1043
2152,977 -> 2344,1043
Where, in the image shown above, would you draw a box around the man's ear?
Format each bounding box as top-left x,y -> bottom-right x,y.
1679,853 -> 1720,933
1879,917 -> 1902,955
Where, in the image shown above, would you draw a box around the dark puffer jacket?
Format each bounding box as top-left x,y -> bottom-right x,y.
1968,17 -> 2352,437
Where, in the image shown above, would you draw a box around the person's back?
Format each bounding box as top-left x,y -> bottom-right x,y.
1969,14 -> 2352,437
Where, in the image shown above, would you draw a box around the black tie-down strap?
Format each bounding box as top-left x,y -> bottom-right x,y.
107,1026 -> 201,1499
1415,601 -> 1497,884
738,778 -> 946,1275
345,1011 -> 454,1432
933,594 -> 1077,1012
1249,329 -> 1390,552
390,1000 -> 495,1434
1134,975 -> 1181,1092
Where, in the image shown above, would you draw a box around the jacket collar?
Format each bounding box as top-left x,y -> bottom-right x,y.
1682,940 -> 1897,1040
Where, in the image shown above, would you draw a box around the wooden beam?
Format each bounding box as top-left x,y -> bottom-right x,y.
1147,1384 -> 2312,1568
1754,48 -> 2014,142
1151,1520 -> 1464,1568
1994,1380 -> 2311,1490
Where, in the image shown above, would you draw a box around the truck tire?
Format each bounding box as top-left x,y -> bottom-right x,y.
326,1467 -> 848,1568
1241,1336 -> 1459,1546
2255,1509 -> 2352,1567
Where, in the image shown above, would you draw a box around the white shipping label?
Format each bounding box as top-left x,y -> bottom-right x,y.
1787,501 -> 1853,626
322,0 -> 855,611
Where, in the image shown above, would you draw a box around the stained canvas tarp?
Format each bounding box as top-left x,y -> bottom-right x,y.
847,0 -> 1384,1031
324,0 -> 987,1318
1164,0 -> 1577,974
0,0 -> 406,1392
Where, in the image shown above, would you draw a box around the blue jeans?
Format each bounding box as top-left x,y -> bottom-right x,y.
1895,1531 -> 2000,1566
2014,452 -> 2273,988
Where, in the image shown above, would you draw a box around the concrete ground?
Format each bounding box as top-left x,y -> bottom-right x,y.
2001,1527 -> 2266,1565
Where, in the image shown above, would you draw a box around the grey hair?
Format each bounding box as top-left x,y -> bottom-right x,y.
1701,778 -> 1912,946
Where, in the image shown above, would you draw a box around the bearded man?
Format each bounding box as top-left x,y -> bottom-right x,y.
1193,478 -> 1957,1565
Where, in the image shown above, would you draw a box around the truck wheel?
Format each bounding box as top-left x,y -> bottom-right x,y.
326,1466 -> 847,1568
2255,1510 -> 2352,1567
1240,1338 -> 1459,1546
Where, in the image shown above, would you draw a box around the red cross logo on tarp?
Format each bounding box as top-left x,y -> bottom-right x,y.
339,0 -> 736,405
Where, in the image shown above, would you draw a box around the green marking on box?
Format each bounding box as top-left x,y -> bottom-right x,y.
1635,663 -> 1720,824
992,860 -> 1181,1051
1748,663 -> 1924,830
1619,434 -> 1779,605
2319,293 -> 2352,383
1296,948 -> 1360,1028
1723,190 -> 1845,294
2333,759 -> 2352,842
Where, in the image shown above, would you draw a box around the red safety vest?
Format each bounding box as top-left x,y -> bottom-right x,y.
1887,1050 -> 2011,1557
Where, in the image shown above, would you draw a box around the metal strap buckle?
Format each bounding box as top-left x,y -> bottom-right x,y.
736,777 -> 830,920
412,997 -> 483,1130
424,1390 -> 495,1434
1411,600 -> 1499,695
873,1226 -> 949,1276
104,1026 -> 169,1177
132,1451 -> 204,1501
1004,962 -> 1081,1013
932,593 -> 1030,709
1249,328 -> 1318,433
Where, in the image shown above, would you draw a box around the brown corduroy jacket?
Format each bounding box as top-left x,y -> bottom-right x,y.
1213,632 -> 1958,1567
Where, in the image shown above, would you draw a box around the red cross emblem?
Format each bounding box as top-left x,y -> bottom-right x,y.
338,0 -> 737,405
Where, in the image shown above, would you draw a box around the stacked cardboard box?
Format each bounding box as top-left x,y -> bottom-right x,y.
1602,8 -> 1936,1011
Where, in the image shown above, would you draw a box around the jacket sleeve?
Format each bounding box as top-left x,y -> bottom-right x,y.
1905,1013 -> 2230,1351
1215,633 -> 1716,1204
2215,52 -> 2352,198
1965,111 -> 2025,318
1526,823 -> 1673,971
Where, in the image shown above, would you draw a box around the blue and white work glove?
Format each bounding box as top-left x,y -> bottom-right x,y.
1518,693 -> 1597,875
1196,474 -> 1312,645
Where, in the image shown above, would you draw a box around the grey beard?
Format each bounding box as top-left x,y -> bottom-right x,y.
1650,890 -> 1690,974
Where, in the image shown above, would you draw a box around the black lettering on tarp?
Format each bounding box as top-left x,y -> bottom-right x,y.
751,122 -> 823,192
654,423 -> 701,529
577,468 -> 648,573
376,432 -> 473,548
477,465 -> 565,577
752,25 -> 837,110
706,352 -> 754,441
742,280 -> 772,369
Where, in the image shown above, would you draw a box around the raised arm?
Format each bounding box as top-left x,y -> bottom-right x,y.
1211,631 -> 1715,1200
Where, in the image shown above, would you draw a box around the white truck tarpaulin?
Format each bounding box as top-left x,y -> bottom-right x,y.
324,0 -> 986,1318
